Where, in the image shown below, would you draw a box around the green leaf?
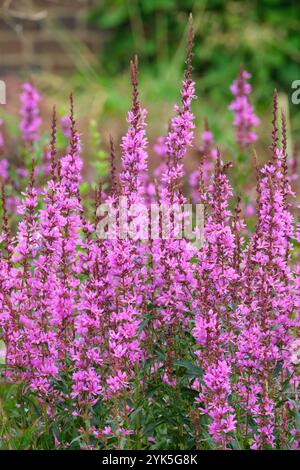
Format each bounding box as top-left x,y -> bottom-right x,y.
173,360 -> 203,379
295,410 -> 300,432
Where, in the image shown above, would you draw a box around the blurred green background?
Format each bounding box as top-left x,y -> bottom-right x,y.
42,0 -> 300,151
1,0 -> 299,165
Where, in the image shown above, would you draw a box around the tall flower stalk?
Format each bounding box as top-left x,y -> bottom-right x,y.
229,67 -> 260,150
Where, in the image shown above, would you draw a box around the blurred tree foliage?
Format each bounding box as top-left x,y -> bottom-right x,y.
88,0 -> 300,108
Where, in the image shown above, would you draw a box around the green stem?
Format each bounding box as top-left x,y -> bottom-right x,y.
134,363 -> 141,449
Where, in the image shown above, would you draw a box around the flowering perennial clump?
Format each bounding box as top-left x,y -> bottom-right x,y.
0,19 -> 299,450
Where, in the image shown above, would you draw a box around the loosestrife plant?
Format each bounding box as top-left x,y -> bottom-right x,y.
0,18 -> 299,450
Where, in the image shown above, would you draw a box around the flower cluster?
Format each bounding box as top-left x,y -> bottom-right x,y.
19,82 -> 42,146
229,67 -> 260,149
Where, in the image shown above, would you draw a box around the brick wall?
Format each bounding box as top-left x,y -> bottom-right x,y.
0,0 -> 102,75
